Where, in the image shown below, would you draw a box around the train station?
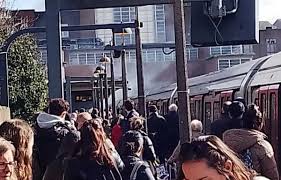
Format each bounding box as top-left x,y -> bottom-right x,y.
0,0 -> 281,180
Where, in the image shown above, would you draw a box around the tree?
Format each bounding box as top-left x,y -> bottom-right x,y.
0,9 -> 48,122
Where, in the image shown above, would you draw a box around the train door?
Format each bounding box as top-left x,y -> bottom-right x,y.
220,90 -> 233,105
258,86 -> 270,137
203,95 -> 213,134
268,85 -> 280,164
194,95 -> 203,120
213,94 -> 221,122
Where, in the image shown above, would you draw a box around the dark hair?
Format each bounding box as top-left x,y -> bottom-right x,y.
222,101 -> 232,114
48,98 -> 69,116
121,130 -> 143,156
91,108 -> 99,118
79,119 -> 114,168
244,104 -> 264,130
178,136 -> 254,180
149,105 -> 157,113
79,108 -> 86,113
229,101 -> 245,119
235,97 -> 246,108
124,100 -> 134,111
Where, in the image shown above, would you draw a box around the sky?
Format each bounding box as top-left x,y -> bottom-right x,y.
7,0 -> 281,23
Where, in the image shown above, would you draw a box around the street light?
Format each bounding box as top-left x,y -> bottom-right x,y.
99,56 -> 110,120
94,65 -> 105,119
112,26 -> 132,105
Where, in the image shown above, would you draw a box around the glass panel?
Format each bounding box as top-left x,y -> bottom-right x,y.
241,58 -> 251,64
230,59 -> 241,67
205,102 -> 212,134
86,53 -> 96,64
69,53 -> 79,65
261,94 -> 267,115
221,46 -> 232,55
231,45 -> 242,54
218,60 -> 230,70
210,47 -> 221,56
190,48 -> 198,60
190,101 -> 196,120
213,101 -> 221,121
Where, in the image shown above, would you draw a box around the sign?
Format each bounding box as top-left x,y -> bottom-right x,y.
59,0 -> 174,10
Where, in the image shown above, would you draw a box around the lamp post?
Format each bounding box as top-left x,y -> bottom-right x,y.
99,56 -> 110,119
94,66 -> 105,119
112,27 -> 132,104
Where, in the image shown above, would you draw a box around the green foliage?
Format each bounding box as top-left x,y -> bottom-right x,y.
7,35 -> 48,122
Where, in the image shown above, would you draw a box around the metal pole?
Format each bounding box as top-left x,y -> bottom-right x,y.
45,0 -> 64,98
121,50 -> 128,103
104,65 -> 109,119
174,0 -> 192,144
65,76 -> 72,112
135,8 -> 146,120
99,75 -> 104,119
110,55 -> 116,117
0,52 -> 9,106
91,77 -> 95,108
96,81 -> 100,111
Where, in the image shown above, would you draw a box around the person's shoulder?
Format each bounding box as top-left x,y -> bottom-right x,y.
253,176 -> 270,180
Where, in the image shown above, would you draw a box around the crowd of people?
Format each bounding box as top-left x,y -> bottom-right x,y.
0,98 -> 278,180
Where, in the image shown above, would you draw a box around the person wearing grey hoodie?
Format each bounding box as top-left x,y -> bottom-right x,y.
34,98 -> 80,180
223,104 -> 279,180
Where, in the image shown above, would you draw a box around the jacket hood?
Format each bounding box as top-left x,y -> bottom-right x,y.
37,112 -> 65,129
223,129 -> 267,153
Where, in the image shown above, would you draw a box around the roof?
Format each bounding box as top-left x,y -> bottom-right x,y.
259,21 -> 274,30
273,19 -> 281,29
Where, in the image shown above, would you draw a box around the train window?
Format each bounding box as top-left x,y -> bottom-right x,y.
190,102 -> 196,119
205,102 -> 212,134
270,93 -> 276,121
261,94 -> 267,114
195,100 -> 201,120
213,101 -> 220,121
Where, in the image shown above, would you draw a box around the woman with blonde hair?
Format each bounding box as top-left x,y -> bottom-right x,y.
0,137 -> 17,180
0,119 -> 34,180
178,135 -> 268,180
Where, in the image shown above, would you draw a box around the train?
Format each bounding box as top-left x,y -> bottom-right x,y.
133,52 -> 281,166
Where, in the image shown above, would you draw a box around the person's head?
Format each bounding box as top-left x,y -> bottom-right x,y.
130,117 -> 145,131
121,130 -> 144,157
179,135 -> 254,180
0,119 -> 34,180
76,112 -> 92,130
79,108 -> 86,113
229,101 -> 245,120
48,98 -> 69,118
235,97 -> 246,108
124,100 -> 134,111
79,119 -> 114,167
149,105 -> 158,113
191,119 -> 203,133
244,104 -> 264,131
91,108 -> 99,119
0,137 -> 16,180
222,101 -> 232,114
169,104 -> 178,112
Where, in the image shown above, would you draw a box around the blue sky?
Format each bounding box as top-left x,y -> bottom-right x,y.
9,0 -> 281,23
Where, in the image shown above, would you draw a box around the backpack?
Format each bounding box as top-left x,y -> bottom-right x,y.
239,148 -> 254,169
130,161 -> 145,180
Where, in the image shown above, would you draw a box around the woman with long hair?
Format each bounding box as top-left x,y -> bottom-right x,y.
178,135 -> 268,180
63,119 -> 122,180
0,119 -> 34,180
0,137 -> 17,180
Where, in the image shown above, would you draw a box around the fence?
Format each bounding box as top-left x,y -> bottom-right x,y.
0,106 -> 10,123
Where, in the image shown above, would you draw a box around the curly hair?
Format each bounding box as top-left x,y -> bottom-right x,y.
179,135 -> 255,180
79,119 -> 114,168
244,104 -> 264,130
0,119 -> 33,180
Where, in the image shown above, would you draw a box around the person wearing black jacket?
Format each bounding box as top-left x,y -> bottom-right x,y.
147,105 -> 167,163
34,98 -> 80,178
121,131 -> 155,180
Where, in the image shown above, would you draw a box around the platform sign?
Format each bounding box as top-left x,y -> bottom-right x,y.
59,0 -> 174,10
190,0 -> 259,47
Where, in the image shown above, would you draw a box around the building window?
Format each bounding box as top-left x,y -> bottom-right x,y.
154,5 -> 166,42
188,48 -> 199,60
266,39 -> 277,55
61,24 -> 69,38
210,45 -> 243,56
218,58 -> 252,70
